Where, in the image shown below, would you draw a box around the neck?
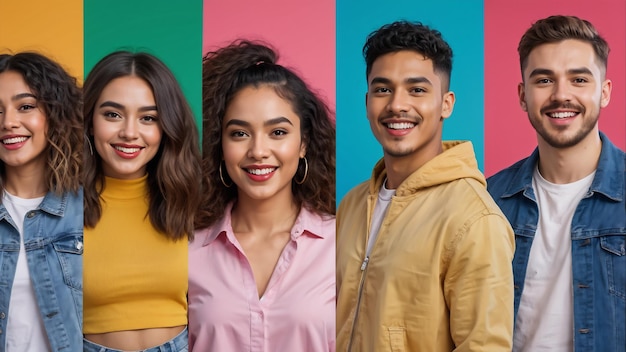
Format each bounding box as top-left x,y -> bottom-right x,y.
4,163 -> 47,198
383,142 -> 443,189
537,132 -> 601,184
231,193 -> 300,235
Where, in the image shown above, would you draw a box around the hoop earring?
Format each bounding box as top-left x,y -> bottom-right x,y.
219,162 -> 233,188
85,134 -> 94,156
294,157 -> 308,185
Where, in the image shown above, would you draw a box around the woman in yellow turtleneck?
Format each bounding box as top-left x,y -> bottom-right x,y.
82,51 -> 201,352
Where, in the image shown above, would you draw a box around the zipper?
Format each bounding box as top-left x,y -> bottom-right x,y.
346,256 -> 369,351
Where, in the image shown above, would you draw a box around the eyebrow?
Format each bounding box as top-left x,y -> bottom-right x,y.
98,101 -> 158,112
528,67 -> 594,78
369,76 -> 433,86
13,93 -> 37,101
225,116 -> 294,128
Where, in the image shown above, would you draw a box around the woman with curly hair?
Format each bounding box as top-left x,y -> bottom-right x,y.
189,41 -> 336,351
0,52 -> 83,351
82,51 -> 201,352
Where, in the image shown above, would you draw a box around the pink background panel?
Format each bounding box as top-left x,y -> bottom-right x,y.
203,0 -> 336,111
484,0 -> 626,176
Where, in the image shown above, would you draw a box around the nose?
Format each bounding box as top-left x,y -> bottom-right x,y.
0,108 -> 20,130
551,79 -> 573,103
387,90 -> 410,114
247,135 -> 270,160
119,118 -> 139,139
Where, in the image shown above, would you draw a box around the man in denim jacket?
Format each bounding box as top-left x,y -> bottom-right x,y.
488,15 -> 625,351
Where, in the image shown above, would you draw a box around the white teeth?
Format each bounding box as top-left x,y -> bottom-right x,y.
387,122 -> 415,130
549,112 -> 577,119
1,137 -> 28,144
246,168 -> 275,175
114,146 -> 140,153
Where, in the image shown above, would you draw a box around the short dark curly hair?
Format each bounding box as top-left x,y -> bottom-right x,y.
0,52 -> 82,195
363,20 -> 453,91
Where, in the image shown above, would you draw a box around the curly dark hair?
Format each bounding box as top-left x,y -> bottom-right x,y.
518,15 -> 609,76
195,40 -> 336,229
0,52 -> 82,195
363,20 -> 453,91
83,51 -> 201,241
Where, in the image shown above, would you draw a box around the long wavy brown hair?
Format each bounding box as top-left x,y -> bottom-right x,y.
195,40 -> 336,230
83,51 -> 201,240
0,52 -> 82,195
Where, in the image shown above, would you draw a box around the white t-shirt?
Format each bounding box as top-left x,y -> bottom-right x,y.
3,192 -> 51,352
366,179 -> 395,257
513,167 -> 595,352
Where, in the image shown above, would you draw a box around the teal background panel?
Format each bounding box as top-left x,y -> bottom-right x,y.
336,0 -> 485,202
84,0 -> 203,128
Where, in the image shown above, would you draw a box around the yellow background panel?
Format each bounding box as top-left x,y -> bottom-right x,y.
0,0 -> 84,82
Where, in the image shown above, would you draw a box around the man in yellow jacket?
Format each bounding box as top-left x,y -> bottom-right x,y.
336,21 -> 515,351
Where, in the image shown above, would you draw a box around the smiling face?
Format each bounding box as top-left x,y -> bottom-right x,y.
519,39 -> 612,149
366,50 -> 454,164
92,75 -> 162,180
0,70 -> 48,173
222,85 -> 305,203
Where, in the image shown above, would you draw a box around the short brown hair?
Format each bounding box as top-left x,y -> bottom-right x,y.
518,15 -> 610,75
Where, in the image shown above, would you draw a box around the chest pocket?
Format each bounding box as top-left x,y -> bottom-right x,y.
52,234 -> 83,291
600,235 -> 626,299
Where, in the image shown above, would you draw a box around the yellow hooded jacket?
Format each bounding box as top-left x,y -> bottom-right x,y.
337,141 -> 515,351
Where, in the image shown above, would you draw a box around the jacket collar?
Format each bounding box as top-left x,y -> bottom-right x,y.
369,141 -> 486,197
501,132 -> 623,202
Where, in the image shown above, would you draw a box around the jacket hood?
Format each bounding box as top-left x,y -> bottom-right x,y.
369,141 -> 486,197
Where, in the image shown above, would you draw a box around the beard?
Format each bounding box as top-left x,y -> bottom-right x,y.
529,102 -> 599,148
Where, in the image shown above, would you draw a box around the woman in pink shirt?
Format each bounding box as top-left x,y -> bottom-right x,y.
188,40 -> 336,351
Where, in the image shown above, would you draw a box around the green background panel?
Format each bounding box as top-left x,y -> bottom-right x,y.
84,0 -> 203,128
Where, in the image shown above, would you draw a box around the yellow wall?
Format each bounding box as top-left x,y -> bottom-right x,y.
0,0 -> 84,82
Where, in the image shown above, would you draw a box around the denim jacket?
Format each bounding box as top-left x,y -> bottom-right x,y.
0,188 -> 83,351
487,132 -> 625,352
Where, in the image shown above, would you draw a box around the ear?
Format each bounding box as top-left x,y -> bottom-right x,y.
518,82 -> 527,112
365,92 -> 369,110
299,140 -> 307,159
440,91 -> 455,120
600,79 -> 612,108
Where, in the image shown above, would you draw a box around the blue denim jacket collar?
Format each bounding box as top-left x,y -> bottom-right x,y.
38,191 -> 70,217
498,132 -> 623,202
0,190 -> 68,225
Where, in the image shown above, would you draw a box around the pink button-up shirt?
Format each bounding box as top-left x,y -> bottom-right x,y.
188,203 -> 336,352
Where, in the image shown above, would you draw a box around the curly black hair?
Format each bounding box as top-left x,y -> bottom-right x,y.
0,52 -> 82,195
196,40 -> 336,229
363,20 -> 453,91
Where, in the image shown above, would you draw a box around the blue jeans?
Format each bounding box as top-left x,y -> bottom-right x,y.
83,327 -> 188,352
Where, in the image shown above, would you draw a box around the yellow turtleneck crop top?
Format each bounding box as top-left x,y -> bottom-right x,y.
83,175 -> 188,334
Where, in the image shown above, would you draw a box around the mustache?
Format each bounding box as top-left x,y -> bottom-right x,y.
540,101 -> 585,115
379,111 -> 423,123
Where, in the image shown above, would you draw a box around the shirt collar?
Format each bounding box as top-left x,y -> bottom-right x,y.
201,202 -> 328,247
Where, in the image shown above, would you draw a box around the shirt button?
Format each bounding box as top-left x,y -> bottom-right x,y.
0,312 -> 5,319
26,211 -> 36,218
76,241 -> 83,250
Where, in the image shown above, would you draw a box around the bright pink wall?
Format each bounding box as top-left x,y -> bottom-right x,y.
484,0 -> 626,176
203,0 -> 336,111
